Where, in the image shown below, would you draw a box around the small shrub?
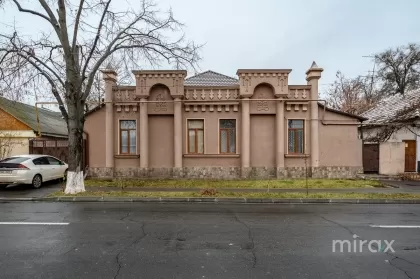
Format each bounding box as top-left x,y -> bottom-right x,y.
399,173 -> 420,181
200,188 -> 218,196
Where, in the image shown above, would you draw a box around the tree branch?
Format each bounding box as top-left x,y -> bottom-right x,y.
15,51 -> 68,121
72,0 -> 86,51
81,0 -> 111,82
11,0 -> 52,24
57,0 -> 72,58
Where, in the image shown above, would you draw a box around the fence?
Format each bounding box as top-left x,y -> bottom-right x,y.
29,139 -> 86,168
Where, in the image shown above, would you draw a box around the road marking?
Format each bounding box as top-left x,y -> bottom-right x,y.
0,222 -> 69,225
370,225 -> 420,228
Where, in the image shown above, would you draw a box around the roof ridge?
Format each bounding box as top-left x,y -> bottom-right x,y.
186,70 -> 238,81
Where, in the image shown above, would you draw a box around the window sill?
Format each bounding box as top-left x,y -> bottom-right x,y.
285,154 -> 310,158
114,154 -> 140,159
183,154 -> 240,158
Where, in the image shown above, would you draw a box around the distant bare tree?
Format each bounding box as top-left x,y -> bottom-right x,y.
361,44 -> 420,142
0,0 -> 201,193
85,61 -> 133,112
375,43 -> 420,95
326,71 -> 381,115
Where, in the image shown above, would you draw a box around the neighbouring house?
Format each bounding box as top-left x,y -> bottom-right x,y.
84,62 -> 365,179
360,89 -> 420,175
0,96 -> 68,159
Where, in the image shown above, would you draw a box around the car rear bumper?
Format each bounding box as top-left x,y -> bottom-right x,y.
0,171 -> 34,184
0,177 -> 32,184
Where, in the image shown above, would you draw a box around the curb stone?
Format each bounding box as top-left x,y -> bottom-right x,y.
1,197 -> 420,204
160,198 -> 190,203
58,196 -> 75,202
130,198 -> 160,202
215,198 -> 246,203
0,197 -> 35,202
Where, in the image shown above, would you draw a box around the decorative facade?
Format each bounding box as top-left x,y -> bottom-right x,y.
84,63 -> 365,179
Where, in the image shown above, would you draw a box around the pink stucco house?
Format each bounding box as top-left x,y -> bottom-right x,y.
84,62 -> 365,179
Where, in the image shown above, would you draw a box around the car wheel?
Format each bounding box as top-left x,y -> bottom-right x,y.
32,174 -> 42,189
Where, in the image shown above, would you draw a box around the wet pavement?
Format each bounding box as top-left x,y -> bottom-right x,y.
383,180 -> 420,190
0,202 -> 419,278
0,180 -> 62,198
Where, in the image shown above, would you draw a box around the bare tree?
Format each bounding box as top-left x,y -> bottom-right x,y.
325,71 -> 381,115
0,0 -> 200,193
375,43 -> 420,95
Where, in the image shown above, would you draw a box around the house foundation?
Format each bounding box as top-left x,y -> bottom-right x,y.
88,166 -> 362,179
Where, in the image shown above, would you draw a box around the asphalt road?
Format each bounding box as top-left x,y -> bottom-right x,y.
0,203 -> 419,279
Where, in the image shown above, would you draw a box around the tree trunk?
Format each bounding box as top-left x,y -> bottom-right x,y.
64,99 -> 86,194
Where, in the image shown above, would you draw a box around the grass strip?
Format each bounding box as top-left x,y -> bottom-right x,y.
84,179 -> 382,189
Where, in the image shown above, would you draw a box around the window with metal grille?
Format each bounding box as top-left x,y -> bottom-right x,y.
288,120 -> 304,154
120,120 -> 136,154
187,120 -> 204,154
219,119 -> 236,154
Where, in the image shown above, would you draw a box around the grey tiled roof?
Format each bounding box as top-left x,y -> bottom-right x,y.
361,89 -> 420,124
0,96 -> 68,137
185,70 -> 239,87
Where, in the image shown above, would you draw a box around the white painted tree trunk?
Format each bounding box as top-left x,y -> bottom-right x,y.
64,98 -> 86,195
64,171 -> 85,194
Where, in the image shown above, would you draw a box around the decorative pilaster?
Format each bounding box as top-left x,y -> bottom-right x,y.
139,98 -> 148,168
174,98 -> 182,168
276,99 -> 285,168
241,98 -> 250,176
102,70 -> 117,173
306,61 -> 323,168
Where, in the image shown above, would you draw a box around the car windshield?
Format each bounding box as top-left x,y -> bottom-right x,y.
0,157 -> 29,163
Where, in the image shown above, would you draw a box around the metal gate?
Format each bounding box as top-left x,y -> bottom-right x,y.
363,144 -> 379,173
29,139 -> 86,168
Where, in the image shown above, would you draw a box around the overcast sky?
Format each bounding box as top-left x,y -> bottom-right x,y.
159,0 -> 419,92
2,0 -> 419,94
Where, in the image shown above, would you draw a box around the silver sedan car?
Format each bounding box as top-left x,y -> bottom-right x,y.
0,155 -> 68,188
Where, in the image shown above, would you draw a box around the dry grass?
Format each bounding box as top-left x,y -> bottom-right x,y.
84,179 -> 383,189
